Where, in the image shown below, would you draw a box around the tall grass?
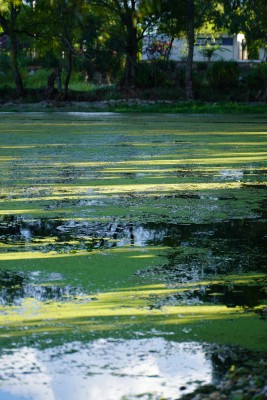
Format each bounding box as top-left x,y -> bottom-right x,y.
67,72 -> 94,91
23,69 -> 92,91
24,69 -> 50,89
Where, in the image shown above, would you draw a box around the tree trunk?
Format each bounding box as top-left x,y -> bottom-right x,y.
46,66 -> 62,99
46,68 -> 57,99
123,25 -> 138,88
56,67 -> 62,95
185,0 -> 194,101
164,36 -> 175,70
10,33 -> 24,98
64,50 -> 72,100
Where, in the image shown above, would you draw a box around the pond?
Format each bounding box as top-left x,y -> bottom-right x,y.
0,112 -> 266,400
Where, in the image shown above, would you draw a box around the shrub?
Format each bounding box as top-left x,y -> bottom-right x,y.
245,63 -> 267,92
139,86 -> 183,100
175,64 -> 186,89
209,61 -> 239,89
136,62 -> 166,88
196,62 -> 209,71
0,53 -> 12,78
135,62 -> 153,88
152,67 -> 166,87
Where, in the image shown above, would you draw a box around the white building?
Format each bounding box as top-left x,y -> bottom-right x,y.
143,33 -> 248,62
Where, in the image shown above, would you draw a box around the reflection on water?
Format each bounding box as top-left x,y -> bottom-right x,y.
1,215 -> 267,307
0,339 -> 231,400
1,215 -> 267,255
0,270 -> 87,306
135,219 -> 267,279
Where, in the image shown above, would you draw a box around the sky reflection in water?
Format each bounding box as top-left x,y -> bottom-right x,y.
0,339 -> 211,400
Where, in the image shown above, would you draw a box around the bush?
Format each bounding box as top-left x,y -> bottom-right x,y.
208,61 -> 239,89
175,66 -> 186,89
139,86 -> 183,100
136,61 -> 167,89
135,62 -> 153,88
245,63 -> 267,92
196,62 -> 209,71
0,53 -> 12,79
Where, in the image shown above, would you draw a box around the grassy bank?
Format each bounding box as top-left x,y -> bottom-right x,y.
107,101 -> 267,114
0,100 -> 267,114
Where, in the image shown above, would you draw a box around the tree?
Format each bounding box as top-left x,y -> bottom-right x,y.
0,0 -> 24,97
146,0 -> 187,74
80,8 -> 125,83
241,0 -> 267,56
186,0 -> 225,99
216,0 -> 267,58
186,0 -> 194,100
32,0 -> 88,99
155,0 -> 222,99
95,0 -> 158,88
142,0 -> 195,98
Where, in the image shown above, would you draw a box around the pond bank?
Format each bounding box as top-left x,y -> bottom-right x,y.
0,99 -> 267,114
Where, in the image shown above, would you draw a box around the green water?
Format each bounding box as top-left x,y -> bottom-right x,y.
0,112 -> 266,400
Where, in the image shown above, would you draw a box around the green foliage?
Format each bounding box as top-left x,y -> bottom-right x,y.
247,41 -> 261,60
199,44 -> 222,61
209,60 -> 239,89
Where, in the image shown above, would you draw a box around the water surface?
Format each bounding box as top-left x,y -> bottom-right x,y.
0,113 -> 266,399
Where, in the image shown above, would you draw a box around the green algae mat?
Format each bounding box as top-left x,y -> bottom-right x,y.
0,112 -> 266,400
